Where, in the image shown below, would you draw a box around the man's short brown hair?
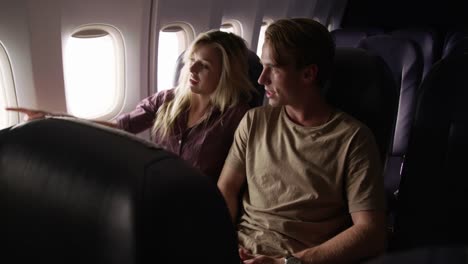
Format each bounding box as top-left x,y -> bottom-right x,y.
264,18 -> 335,87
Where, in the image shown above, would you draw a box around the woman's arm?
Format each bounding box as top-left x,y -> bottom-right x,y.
5,107 -> 118,128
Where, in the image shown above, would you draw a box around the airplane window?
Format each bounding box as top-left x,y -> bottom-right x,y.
220,24 -> 235,34
158,31 -> 179,91
157,26 -> 188,91
0,42 -> 19,129
64,25 -> 124,120
220,20 -> 243,36
256,21 -> 269,57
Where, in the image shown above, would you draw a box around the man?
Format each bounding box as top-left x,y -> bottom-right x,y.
217,18 -> 386,264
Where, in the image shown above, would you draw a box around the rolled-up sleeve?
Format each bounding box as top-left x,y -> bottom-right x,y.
346,127 -> 386,213
224,109 -> 252,172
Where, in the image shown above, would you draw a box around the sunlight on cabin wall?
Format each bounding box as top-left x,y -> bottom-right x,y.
0,42 -> 18,129
220,25 -> 235,34
157,31 -> 179,91
0,71 -> 7,128
256,23 -> 268,57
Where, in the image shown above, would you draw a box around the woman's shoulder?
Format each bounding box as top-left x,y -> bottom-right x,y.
214,102 -> 250,126
217,101 -> 247,115
155,88 -> 176,101
230,102 -> 251,113
146,88 -> 176,107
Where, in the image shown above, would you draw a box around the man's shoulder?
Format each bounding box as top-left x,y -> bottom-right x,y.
245,105 -> 282,119
335,111 -> 375,138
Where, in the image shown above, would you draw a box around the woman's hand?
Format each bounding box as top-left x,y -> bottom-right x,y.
6,107 -> 118,128
6,107 -> 52,121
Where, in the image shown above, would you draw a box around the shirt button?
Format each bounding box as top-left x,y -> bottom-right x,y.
178,140 -> 182,144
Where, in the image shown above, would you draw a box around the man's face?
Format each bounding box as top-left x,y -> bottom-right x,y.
258,42 -> 304,107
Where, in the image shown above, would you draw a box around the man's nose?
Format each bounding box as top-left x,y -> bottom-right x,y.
258,69 -> 270,85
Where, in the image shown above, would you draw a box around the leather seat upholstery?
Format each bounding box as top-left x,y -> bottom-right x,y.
0,118 -> 239,264
393,54 -> 468,250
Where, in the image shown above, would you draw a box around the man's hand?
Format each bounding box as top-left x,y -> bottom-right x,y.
239,247 -> 284,264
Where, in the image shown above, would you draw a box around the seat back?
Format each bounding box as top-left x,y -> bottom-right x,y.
393,54 -> 468,250
331,27 -> 384,48
391,27 -> 442,79
0,118 -> 239,264
357,35 -> 423,209
325,47 -> 398,161
365,246 -> 468,263
442,31 -> 468,58
331,29 -> 368,48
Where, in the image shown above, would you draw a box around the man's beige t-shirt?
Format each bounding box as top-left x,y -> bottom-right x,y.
225,106 -> 385,256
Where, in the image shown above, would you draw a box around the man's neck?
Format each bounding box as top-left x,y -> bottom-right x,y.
284,98 -> 333,127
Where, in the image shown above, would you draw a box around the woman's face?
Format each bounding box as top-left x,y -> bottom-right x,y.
188,43 -> 223,96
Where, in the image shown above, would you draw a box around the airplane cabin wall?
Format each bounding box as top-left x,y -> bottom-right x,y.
60,0 -> 152,116
222,0 -> 266,52
0,0 -> 346,128
286,0 -> 318,19
0,0 -> 153,117
0,0 -> 36,110
150,0 -> 225,94
313,0 -> 337,27
27,0 -> 66,112
327,0 -> 348,30
262,0 -> 289,21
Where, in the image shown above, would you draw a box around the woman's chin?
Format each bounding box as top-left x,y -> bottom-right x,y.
190,85 -> 200,93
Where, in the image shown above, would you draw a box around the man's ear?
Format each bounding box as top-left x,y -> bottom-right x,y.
303,64 -> 318,83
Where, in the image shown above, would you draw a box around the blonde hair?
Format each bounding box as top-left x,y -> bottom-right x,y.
152,30 -> 254,139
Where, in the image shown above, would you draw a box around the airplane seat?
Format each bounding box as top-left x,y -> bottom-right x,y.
357,35 -> 424,227
325,49 -> 398,241
0,118 -> 239,264
331,27 -> 384,48
172,49 -> 265,108
331,29 -> 367,48
391,27 -> 443,80
245,50 -> 265,107
364,246 -> 468,264
442,31 -> 468,58
324,47 -> 398,163
392,54 -> 468,251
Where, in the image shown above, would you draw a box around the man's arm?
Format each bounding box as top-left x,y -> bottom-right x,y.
241,210 -> 386,264
294,210 -> 386,264
217,164 -> 246,224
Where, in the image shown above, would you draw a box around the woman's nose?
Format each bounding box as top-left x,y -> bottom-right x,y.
190,62 -> 200,73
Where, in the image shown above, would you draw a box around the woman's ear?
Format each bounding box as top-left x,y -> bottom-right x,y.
303,64 -> 318,83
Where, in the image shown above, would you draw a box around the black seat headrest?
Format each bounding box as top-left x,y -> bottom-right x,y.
325,47 -> 398,161
0,118 -> 239,264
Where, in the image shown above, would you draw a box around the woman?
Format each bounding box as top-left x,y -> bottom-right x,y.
7,30 -> 255,182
